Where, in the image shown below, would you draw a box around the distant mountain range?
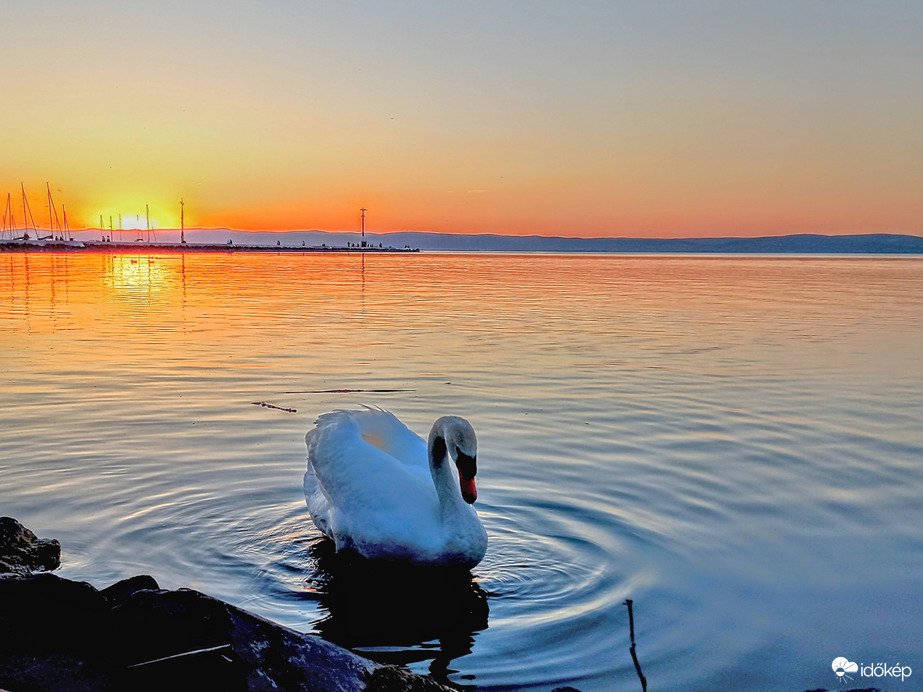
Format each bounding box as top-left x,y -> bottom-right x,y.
185,230 -> 923,254
68,229 -> 923,254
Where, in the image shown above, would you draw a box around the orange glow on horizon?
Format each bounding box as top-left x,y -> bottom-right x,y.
4,163 -> 915,238
3,179 -> 919,239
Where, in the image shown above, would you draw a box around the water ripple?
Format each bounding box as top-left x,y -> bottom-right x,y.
3,254 -> 921,691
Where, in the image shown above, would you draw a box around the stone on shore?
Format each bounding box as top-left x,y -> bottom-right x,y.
0,516 -> 61,575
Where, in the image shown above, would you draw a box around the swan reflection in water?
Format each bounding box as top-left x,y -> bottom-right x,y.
303,537 -> 489,686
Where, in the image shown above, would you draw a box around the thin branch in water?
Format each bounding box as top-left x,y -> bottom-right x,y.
625,599 -> 647,692
252,401 -> 298,413
283,388 -> 414,394
626,598 -> 636,643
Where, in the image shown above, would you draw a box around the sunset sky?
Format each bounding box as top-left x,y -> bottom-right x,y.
2,1 -> 921,238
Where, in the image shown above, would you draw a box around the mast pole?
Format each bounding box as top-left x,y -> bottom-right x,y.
47,183 -> 53,234
180,198 -> 185,244
46,183 -> 62,235
22,183 -> 36,231
3,193 -> 13,236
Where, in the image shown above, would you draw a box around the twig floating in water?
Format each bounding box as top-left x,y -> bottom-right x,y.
283,389 -> 414,394
625,599 -> 647,692
252,401 -> 297,413
626,598 -> 636,642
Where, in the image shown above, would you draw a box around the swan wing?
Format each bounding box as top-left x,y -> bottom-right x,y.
305,410 -> 438,552
350,407 -> 429,474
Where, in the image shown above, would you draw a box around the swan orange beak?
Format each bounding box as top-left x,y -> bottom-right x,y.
460,474 -> 478,504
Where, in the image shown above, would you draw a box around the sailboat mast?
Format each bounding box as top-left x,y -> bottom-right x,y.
21,183 -> 36,232
2,193 -> 13,237
46,183 -> 62,235
47,183 -> 53,233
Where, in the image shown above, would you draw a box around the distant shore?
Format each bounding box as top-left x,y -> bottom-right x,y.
2,231 -> 922,254
0,240 -> 419,254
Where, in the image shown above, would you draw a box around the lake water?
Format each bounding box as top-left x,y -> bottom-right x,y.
1,251 -> 921,691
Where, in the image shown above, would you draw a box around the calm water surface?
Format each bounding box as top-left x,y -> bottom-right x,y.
1,252 -> 921,691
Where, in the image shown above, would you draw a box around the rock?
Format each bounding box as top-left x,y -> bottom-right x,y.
0,516 -> 61,575
365,666 -> 458,691
111,585 -> 377,691
100,573 -> 160,606
0,572 -> 455,692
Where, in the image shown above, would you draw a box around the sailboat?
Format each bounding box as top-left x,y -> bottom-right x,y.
1,183 -> 83,247
1,186 -> 38,244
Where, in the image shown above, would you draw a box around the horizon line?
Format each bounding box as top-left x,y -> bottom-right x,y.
50,228 -> 923,241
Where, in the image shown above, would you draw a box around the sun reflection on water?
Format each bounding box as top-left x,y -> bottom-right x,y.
104,255 -> 179,302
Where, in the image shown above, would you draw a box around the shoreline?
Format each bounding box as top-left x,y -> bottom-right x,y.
0,241 -> 419,254
3,232 -> 921,255
0,517 -> 450,692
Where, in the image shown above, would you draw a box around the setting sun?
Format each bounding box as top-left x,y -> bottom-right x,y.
117,215 -> 153,231
90,204 -> 174,232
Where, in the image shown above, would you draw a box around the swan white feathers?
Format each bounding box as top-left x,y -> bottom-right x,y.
304,407 -> 488,567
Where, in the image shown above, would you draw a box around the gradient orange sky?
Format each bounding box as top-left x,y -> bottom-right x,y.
2,2 -> 921,238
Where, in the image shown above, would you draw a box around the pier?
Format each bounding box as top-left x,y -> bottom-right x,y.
0,240 -> 419,254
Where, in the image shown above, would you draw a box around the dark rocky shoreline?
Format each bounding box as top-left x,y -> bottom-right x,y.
0,571 -> 454,692
1,518 -> 450,691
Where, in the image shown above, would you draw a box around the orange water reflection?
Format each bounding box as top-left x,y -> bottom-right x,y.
3,252 -> 919,388
3,251 -> 921,337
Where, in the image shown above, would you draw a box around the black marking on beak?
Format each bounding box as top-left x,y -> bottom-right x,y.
456,447 -> 478,504
455,447 -> 477,479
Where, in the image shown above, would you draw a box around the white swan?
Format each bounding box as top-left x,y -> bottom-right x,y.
303,408 -> 488,567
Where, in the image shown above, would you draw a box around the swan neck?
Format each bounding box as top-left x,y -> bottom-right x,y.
428,428 -> 464,512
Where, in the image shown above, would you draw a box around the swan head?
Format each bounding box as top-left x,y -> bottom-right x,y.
428,416 -> 479,504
